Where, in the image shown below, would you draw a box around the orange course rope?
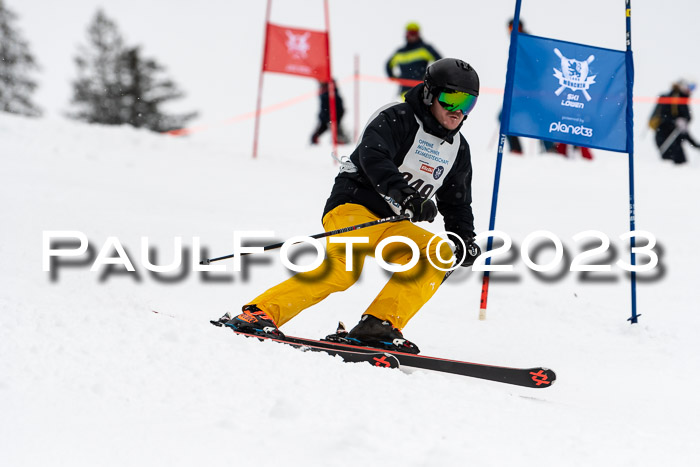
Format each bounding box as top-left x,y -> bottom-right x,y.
167,74 -> 699,136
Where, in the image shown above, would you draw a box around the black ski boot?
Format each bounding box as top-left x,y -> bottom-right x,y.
336,314 -> 420,354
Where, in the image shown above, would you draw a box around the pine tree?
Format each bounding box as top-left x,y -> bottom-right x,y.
69,9 -> 197,132
0,0 -> 42,117
118,46 -> 198,132
68,9 -> 126,125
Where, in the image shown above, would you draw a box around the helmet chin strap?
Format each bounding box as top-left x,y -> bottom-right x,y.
422,84 -> 435,106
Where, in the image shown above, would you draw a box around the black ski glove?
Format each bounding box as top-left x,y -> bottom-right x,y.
401,191 -> 438,223
454,238 -> 481,267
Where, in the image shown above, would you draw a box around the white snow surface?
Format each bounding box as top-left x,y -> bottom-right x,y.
3,1 -> 700,466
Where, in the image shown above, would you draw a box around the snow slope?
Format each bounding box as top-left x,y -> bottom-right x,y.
3,0 -> 700,465
2,109 -> 700,466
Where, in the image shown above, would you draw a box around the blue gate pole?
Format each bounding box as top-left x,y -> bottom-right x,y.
478,0 -> 522,320
625,0 -> 639,323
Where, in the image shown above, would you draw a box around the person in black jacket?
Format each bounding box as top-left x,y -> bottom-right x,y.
310,79 -> 349,145
224,59 -> 481,354
650,79 -> 700,164
386,22 -> 442,97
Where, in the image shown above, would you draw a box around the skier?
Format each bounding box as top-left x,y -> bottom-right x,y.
650,79 -> 700,164
310,79 -> 349,145
385,22 -> 442,98
225,58 -> 482,354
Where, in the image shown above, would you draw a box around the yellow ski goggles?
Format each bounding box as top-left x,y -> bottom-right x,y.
437,90 -> 478,115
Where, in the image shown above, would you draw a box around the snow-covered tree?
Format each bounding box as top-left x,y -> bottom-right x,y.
0,0 -> 42,117
68,9 -> 197,132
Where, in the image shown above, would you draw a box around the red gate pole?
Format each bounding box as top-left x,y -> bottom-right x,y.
252,0 -> 273,159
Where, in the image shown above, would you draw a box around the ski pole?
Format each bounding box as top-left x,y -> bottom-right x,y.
200,213 -> 411,265
659,126 -> 683,155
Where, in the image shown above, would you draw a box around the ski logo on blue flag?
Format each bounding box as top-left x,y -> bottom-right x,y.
552,48 -> 597,101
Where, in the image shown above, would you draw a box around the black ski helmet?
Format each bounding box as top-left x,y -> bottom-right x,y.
422,58 -> 480,106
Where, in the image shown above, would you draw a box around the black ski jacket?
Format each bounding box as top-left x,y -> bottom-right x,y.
323,84 -> 475,241
318,85 -> 345,123
385,40 -> 441,93
652,89 -> 696,163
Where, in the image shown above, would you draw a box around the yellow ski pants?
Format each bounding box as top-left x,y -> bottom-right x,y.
246,203 -> 454,330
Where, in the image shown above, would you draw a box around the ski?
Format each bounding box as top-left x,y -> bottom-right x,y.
211,317 -> 555,388
312,334 -> 554,388
211,320 -> 399,369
